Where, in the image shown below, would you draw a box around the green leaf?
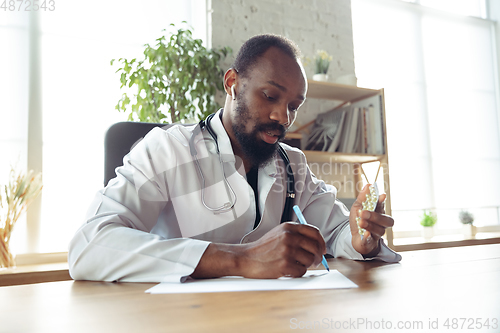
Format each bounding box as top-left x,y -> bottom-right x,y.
111,22 -> 231,123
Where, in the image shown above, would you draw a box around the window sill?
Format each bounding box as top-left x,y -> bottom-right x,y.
393,232 -> 500,251
0,252 -> 70,287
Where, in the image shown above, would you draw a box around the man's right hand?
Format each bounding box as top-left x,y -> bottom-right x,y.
191,222 -> 327,279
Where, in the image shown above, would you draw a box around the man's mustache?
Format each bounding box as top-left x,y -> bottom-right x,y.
258,122 -> 287,140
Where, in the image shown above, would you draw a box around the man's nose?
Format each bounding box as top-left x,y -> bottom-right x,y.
269,105 -> 290,126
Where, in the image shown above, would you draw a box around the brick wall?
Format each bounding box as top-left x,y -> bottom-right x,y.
210,0 -> 356,127
210,0 -> 355,81
209,0 -> 358,198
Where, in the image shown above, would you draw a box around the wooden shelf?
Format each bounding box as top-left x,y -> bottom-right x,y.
306,80 -> 380,102
304,151 -> 384,164
301,79 -> 392,224
284,128 -> 384,164
393,233 -> 500,252
285,132 -> 303,139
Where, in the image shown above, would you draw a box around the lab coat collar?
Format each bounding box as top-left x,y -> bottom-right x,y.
210,109 -> 236,163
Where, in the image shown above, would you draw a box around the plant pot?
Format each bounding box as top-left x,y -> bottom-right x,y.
312,73 -> 328,82
422,226 -> 434,241
462,224 -> 477,238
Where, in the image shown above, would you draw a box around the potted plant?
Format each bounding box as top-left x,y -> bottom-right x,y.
312,50 -> 333,82
112,23 -> 231,123
459,210 -> 476,238
0,168 -> 42,268
420,210 -> 437,240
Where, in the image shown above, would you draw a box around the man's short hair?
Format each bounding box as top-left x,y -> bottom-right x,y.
233,34 -> 302,78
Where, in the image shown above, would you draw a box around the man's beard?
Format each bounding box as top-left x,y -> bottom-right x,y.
232,96 -> 287,169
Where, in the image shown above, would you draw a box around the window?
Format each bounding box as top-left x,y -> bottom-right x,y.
1,0 -> 207,255
351,0 -> 500,241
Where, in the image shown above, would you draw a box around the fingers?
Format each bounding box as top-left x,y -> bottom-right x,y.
358,210 -> 394,238
375,193 -> 386,214
241,222 -> 328,279
357,219 -> 385,238
289,222 -> 327,254
353,184 -> 391,232
277,260 -> 308,278
360,210 -> 393,228
270,237 -> 315,277
350,184 -> 394,255
281,223 -> 326,267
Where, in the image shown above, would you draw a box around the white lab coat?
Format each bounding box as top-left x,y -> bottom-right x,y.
68,110 -> 401,282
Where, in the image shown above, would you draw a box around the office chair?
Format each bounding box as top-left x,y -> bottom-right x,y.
104,122 -> 167,186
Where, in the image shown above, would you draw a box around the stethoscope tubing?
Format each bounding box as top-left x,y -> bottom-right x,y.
190,114 -> 237,214
189,113 -> 295,221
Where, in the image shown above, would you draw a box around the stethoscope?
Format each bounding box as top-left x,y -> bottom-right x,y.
188,113 -> 295,223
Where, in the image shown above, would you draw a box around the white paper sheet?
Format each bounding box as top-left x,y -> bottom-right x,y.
145,270 -> 357,294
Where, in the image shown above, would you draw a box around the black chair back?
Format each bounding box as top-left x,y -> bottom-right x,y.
104,122 -> 167,186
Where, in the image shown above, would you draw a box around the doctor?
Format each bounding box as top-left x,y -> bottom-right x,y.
68,34 -> 401,283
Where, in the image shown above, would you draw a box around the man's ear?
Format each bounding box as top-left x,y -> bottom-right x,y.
223,68 -> 238,96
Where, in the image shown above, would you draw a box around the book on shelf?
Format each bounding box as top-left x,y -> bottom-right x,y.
352,109 -> 361,153
304,105 -> 349,152
327,109 -> 347,152
304,95 -> 385,155
340,107 -> 360,153
370,96 -> 385,154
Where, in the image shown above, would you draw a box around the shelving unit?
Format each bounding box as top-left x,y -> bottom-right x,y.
291,80 -> 395,248
303,151 -> 384,164
306,80 -> 380,101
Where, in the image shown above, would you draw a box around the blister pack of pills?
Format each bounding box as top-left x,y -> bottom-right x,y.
356,183 -> 379,238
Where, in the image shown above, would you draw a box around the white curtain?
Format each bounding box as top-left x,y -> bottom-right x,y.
352,0 -> 500,231
1,0 -> 206,254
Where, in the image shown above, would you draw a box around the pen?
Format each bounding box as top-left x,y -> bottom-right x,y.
292,205 -> 330,272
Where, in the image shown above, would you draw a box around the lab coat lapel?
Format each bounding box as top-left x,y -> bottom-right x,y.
258,156 -> 278,216
240,155 -> 284,243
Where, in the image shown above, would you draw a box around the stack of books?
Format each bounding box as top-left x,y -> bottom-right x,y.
305,95 -> 385,154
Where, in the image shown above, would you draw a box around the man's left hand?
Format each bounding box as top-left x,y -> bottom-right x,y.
349,184 -> 394,256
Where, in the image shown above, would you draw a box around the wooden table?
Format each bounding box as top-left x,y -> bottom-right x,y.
1,244 -> 499,333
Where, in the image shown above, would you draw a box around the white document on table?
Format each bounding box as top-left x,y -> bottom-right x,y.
145,270 -> 357,294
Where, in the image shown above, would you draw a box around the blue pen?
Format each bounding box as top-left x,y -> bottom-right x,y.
292,205 -> 330,272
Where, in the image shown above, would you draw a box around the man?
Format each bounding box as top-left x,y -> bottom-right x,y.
69,34 -> 401,283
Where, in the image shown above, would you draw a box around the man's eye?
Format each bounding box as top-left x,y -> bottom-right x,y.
264,93 -> 276,101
